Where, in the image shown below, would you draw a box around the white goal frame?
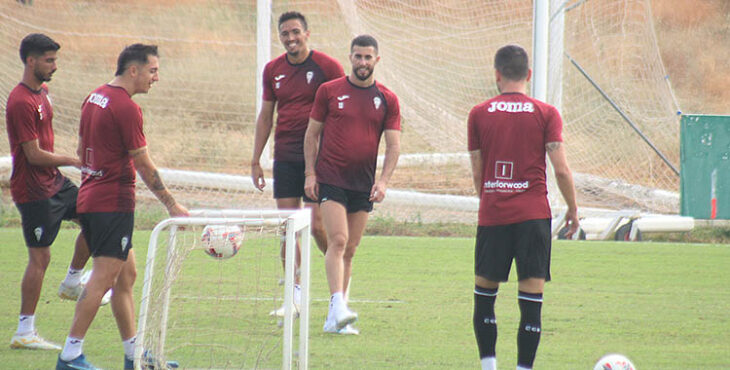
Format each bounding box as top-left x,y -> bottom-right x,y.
134,209 -> 312,370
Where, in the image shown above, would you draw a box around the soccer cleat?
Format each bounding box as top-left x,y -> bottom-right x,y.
268,302 -> 300,318
332,306 -> 357,330
338,324 -> 360,335
56,354 -> 98,370
124,351 -> 180,369
59,271 -> 111,306
10,331 -> 62,350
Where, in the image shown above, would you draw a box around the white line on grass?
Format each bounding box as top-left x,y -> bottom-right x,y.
174,295 -> 405,304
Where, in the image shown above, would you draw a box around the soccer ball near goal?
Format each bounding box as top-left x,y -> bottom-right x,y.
594,354 -> 636,370
201,224 -> 242,259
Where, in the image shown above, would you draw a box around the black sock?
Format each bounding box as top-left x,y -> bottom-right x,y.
473,285 -> 498,359
517,291 -> 543,368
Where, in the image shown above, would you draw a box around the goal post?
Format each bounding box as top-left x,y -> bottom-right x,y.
134,209 -> 312,370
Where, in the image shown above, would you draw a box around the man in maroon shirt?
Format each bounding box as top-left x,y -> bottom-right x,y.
57,44 -> 188,370
6,33 -> 100,351
468,44 -> 579,370
250,11 -> 344,319
304,34 -> 401,334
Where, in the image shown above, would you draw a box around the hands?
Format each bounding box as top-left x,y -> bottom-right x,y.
369,181 -> 387,203
167,202 -> 190,217
304,173 -> 318,201
561,207 -> 580,239
251,162 -> 265,192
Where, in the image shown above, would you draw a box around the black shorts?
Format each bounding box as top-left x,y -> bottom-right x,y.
273,160 -> 315,202
474,218 -> 552,282
318,183 -> 373,214
79,212 -> 134,261
16,177 -> 78,247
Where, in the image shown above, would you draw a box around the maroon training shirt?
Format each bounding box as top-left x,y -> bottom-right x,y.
468,92 -> 563,226
262,50 -> 344,162
310,76 -> 400,193
5,83 -> 64,203
77,84 -> 147,213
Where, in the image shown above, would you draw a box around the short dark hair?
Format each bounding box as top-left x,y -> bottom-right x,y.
115,44 -> 158,76
494,44 -> 529,81
278,11 -> 307,30
350,34 -> 378,54
19,33 -> 60,64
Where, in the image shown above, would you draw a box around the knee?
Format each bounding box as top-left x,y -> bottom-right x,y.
342,247 -> 356,263
328,233 -> 348,251
28,251 -> 51,271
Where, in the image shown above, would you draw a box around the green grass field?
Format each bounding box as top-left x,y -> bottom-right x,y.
0,228 -> 728,369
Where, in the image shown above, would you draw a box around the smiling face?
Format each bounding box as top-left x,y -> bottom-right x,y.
132,55 -> 159,94
350,45 -> 379,82
279,18 -> 310,61
29,50 -> 58,83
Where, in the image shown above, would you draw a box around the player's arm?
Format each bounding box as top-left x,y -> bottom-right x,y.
130,146 -> 189,217
469,149 -> 483,196
21,139 -> 82,168
250,100 -> 275,191
370,129 -> 400,202
303,117 -> 324,200
547,141 -> 579,237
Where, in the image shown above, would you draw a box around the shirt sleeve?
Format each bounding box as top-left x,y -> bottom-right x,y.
467,107 -> 480,151
384,91 -> 401,131
119,104 -> 147,151
262,62 -> 276,102
309,83 -> 329,123
323,58 -> 345,81
544,105 -> 564,143
7,100 -> 40,144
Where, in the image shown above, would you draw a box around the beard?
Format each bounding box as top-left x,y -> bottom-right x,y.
34,69 -> 53,82
353,66 -> 373,81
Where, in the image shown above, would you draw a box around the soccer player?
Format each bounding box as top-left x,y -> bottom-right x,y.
56,44 -> 188,370
6,33 -> 102,351
303,34 -> 401,335
467,44 -> 579,370
250,11 -> 344,318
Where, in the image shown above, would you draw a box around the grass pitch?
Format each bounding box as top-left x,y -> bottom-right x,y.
0,228 -> 728,369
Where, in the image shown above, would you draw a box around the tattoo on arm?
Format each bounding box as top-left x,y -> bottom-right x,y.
546,142 -> 561,152
149,170 -> 166,191
130,148 -> 148,157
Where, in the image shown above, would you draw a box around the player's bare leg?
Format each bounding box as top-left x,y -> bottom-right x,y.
516,277 -> 545,370
110,250 -> 137,340
10,246 -> 61,350
20,246 -> 50,316
68,231 -> 89,270
321,201 -> 358,331
59,232 -> 111,305
342,211 -> 367,299
304,201 -> 328,254
270,197 -> 302,318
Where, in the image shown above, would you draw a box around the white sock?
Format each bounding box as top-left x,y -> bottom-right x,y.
60,336 -> 83,361
17,314 -> 34,335
63,268 -> 83,286
123,336 -> 136,360
293,284 -> 301,306
328,292 -> 344,318
481,357 -> 497,370
516,365 -> 531,370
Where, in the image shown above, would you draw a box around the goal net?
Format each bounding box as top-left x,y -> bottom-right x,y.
135,209 -> 311,370
0,0 -> 681,222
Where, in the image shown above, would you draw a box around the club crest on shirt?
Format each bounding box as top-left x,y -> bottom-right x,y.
274,74 -> 286,89
37,104 -> 43,120
306,71 -> 314,84
337,95 -> 350,109
373,97 -> 382,110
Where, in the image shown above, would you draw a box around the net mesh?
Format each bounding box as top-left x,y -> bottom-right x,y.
0,0 -> 681,221
138,217 -> 294,369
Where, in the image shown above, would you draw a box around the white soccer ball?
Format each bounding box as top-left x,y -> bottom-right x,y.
594,354 -> 636,370
201,225 -> 242,259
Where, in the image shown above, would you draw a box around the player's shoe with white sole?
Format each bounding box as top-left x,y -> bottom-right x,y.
124,352 -> 180,369
56,354 -> 98,370
10,331 -> 62,350
268,302 -> 300,318
331,305 -> 357,331
338,324 -> 359,335
58,270 -> 111,306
